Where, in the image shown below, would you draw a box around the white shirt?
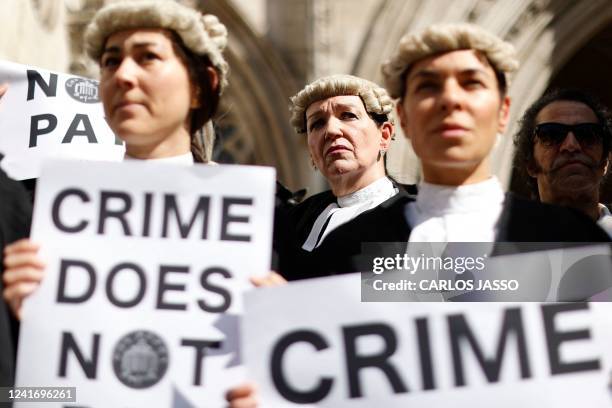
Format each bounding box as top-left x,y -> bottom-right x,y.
597,203 -> 612,238
302,177 -> 399,251
406,177 -> 505,242
123,152 -> 194,165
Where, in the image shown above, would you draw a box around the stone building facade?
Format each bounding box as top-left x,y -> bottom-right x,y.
2,0 -> 611,198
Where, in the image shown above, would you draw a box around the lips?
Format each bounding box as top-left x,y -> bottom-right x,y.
434,123 -> 469,137
112,96 -> 146,115
115,100 -> 142,110
325,145 -> 351,156
555,161 -> 590,172
565,160 -> 586,166
552,155 -> 597,172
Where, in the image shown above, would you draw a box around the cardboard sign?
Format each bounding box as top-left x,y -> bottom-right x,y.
0,60 -> 124,179
16,159 -> 276,407
244,274 -> 612,407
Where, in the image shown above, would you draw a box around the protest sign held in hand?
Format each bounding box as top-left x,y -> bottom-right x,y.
244,274 -> 612,407
15,159 -> 276,407
0,60 -> 124,180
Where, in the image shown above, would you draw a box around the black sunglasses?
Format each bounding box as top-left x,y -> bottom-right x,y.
534,122 -> 605,147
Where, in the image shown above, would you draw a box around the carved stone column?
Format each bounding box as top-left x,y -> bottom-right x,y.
65,0 -> 105,77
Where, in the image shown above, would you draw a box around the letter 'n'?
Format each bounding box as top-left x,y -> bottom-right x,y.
27,70 -> 57,100
58,332 -> 100,379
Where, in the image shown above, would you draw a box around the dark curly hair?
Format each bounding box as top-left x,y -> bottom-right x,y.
513,88 -> 612,198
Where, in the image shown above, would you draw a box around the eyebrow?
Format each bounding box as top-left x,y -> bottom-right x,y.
410,68 -> 490,80
102,42 -> 160,55
306,111 -> 322,122
306,102 -> 360,122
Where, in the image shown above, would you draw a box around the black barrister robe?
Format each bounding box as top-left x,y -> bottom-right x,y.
277,188 -> 611,281
0,165 -> 32,388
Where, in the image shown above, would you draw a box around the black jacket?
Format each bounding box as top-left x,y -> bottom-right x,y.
277,189 -> 611,280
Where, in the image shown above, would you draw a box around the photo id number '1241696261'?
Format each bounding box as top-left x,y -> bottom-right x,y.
0,387 -> 76,402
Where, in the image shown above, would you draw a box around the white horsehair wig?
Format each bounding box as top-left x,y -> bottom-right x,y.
85,0 -> 229,93
381,23 -> 519,99
290,74 -> 394,134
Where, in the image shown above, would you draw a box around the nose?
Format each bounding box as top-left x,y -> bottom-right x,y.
113,58 -> 138,89
323,117 -> 343,139
559,131 -> 582,152
439,79 -> 462,111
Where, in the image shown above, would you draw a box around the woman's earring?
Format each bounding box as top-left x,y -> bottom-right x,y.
190,96 -> 200,109
377,150 -> 386,161
191,88 -> 201,108
311,158 -> 317,171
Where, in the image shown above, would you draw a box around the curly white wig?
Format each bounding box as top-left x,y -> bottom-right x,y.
381,23 -> 519,99
290,74 -> 394,134
85,0 -> 229,93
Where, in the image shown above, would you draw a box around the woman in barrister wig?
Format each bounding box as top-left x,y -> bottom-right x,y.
381,22 -> 608,243
226,72 -> 416,405
275,74 -> 416,281
3,0 -> 229,317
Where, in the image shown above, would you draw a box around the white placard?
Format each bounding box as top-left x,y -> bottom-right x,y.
0,60 -> 124,179
16,159 -> 276,407
244,274 -> 612,407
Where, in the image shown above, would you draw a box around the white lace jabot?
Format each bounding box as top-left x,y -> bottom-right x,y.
302,177 -> 398,251
406,177 -> 505,242
597,203 -> 612,238
336,177 -> 396,208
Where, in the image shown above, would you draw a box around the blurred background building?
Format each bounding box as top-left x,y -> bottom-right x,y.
2,0 -> 611,199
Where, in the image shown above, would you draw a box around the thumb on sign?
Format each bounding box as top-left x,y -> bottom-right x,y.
0,83 -> 7,111
3,238 -> 46,320
250,271 -> 286,287
226,382 -> 259,408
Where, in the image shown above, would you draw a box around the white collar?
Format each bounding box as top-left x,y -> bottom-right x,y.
302,176 -> 398,251
123,152 -> 194,165
337,176 -> 396,208
598,203 -> 611,219
415,177 -> 505,215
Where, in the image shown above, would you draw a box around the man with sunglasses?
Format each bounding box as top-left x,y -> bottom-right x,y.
514,88 -> 612,236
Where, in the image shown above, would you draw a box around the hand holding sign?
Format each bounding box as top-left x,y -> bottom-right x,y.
2,238 -> 45,319
250,271 -> 287,287
226,382 -> 260,407
224,273 -> 285,407
15,159 -> 275,407
0,83 -> 7,118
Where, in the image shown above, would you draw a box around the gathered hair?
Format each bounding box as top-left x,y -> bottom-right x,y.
171,33 -> 221,163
